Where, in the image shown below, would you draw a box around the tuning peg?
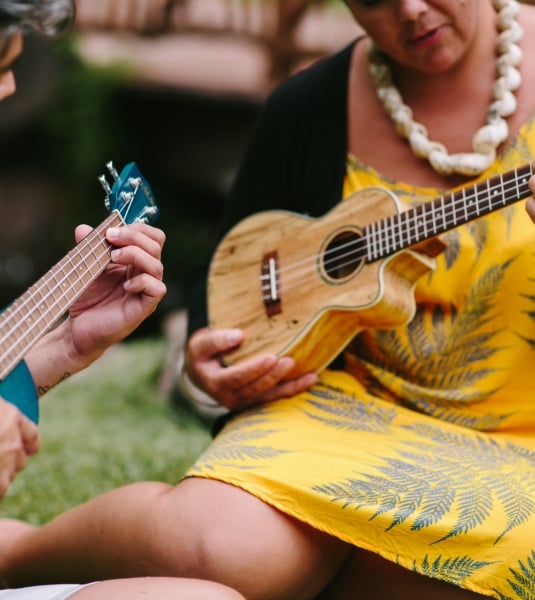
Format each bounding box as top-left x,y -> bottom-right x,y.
98,174 -> 112,210
137,205 -> 158,223
128,177 -> 142,193
106,161 -> 119,180
120,191 -> 135,203
98,174 -> 111,195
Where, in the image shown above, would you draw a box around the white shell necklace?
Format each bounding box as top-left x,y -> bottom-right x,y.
367,0 -> 523,176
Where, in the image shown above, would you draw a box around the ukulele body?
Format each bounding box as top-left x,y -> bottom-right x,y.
208,186 -> 444,378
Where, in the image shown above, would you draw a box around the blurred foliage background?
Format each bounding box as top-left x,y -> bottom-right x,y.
0,338 -> 213,521
0,1 -> 356,517
0,35 -> 256,329
0,0 -> 356,336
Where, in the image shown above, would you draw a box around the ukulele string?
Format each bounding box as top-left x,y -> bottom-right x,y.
261,166 -> 531,300
0,228 -> 111,357
0,214 -> 121,365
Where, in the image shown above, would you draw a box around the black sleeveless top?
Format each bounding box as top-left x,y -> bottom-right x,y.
187,40 -> 360,335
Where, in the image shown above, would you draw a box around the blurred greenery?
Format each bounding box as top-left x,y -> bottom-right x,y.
0,338 -> 210,524
0,40 -> 225,525
0,34 -> 257,326
43,39 -> 130,190
0,0 -> 352,526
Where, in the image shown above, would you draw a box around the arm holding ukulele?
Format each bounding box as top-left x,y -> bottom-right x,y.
0,162 -> 164,423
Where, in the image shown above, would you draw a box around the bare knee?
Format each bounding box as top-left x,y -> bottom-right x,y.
150,478 -> 351,600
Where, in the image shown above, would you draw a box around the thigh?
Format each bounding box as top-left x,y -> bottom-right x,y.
0,479 -> 349,599
70,578 -> 245,600
151,477 -> 352,600
318,548 -> 487,600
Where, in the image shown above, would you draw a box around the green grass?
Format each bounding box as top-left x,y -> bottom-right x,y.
0,338 -> 211,524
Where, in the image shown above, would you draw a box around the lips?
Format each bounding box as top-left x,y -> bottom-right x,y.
408,26 -> 442,48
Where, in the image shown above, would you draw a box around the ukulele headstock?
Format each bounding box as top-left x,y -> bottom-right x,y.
98,161 -> 159,224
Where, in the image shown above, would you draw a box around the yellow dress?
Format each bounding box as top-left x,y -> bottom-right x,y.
187,120 -> 535,599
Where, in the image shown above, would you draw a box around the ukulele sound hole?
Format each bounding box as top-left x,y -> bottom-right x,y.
323,230 -> 363,280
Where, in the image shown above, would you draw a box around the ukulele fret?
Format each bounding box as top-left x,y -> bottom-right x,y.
368,221 -> 378,260
421,203 -> 428,239
389,213 -> 400,252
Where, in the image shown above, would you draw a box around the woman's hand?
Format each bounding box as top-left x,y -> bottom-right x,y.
0,399 -> 40,499
184,327 -> 318,412
25,222 -> 167,389
65,222 -> 167,367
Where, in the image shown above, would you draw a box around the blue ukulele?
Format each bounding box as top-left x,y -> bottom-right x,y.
0,162 -> 159,422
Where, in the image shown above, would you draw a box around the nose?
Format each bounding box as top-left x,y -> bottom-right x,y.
398,0 -> 428,21
0,71 -> 16,100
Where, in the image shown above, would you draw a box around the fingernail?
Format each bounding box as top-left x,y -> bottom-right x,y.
107,227 -> 120,239
279,357 -> 294,369
227,330 -> 243,345
111,249 -> 121,260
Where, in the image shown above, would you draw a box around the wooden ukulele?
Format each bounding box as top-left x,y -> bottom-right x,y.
208,162 -> 534,378
0,162 -> 158,421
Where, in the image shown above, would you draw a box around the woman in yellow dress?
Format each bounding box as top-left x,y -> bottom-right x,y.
2,0 -> 535,598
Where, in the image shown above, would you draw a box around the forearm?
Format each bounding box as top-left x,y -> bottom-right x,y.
24,319 -> 102,397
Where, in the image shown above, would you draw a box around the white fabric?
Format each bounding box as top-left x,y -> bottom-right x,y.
0,584 -> 91,600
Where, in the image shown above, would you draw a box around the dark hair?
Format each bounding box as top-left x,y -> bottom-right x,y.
0,0 -> 75,37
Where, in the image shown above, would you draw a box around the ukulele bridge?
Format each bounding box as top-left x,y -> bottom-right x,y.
261,251 -> 281,317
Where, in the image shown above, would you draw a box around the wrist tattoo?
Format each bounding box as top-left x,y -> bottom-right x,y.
37,372 -> 72,397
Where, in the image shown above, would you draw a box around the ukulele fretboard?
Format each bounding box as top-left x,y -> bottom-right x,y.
365,163 -> 534,262
0,211 -> 123,379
